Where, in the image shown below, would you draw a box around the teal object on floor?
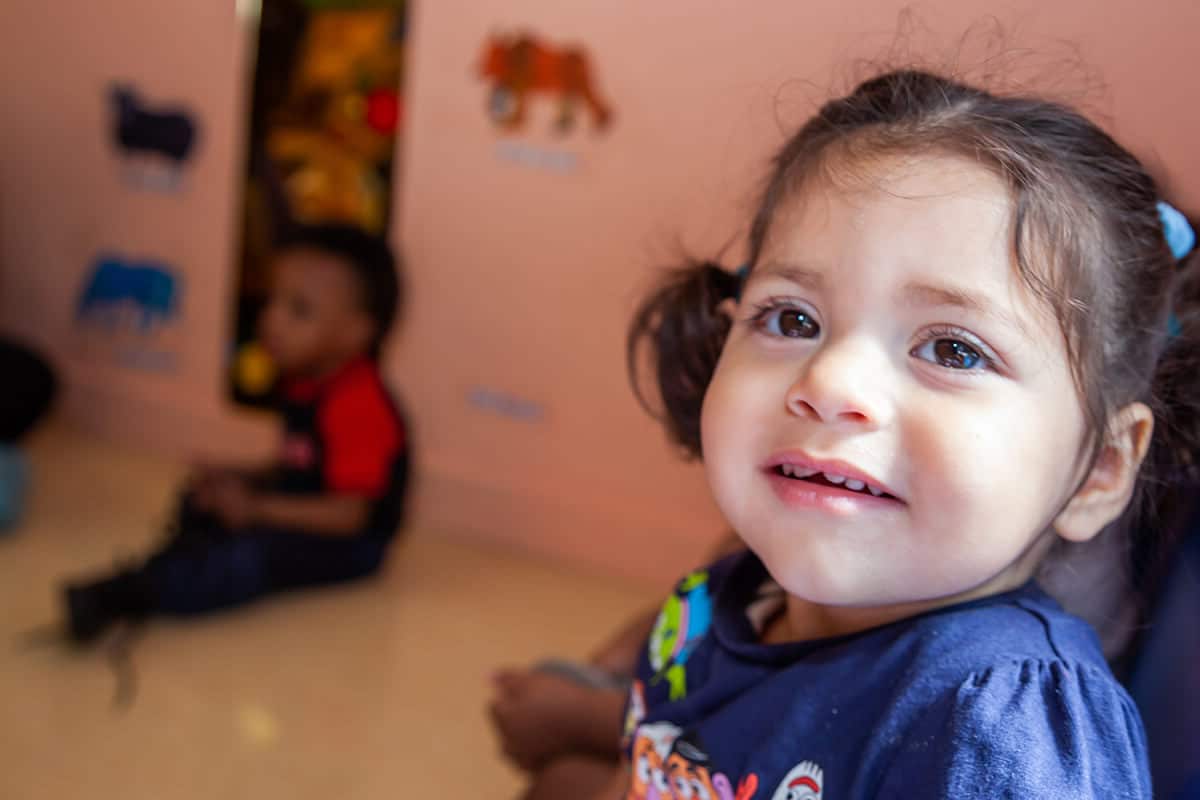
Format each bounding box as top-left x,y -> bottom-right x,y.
0,445 -> 29,532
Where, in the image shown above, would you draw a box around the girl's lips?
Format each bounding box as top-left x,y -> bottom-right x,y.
762,450 -> 901,501
765,469 -> 904,515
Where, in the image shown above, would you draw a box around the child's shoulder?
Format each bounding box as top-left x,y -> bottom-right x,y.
900,580 -> 1109,675
837,582 -> 1147,794
306,358 -> 407,455
319,358 -> 401,418
872,589 -> 1150,796
324,356 -> 388,397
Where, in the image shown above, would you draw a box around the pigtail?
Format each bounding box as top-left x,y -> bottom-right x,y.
1130,246 -> 1200,603
627,261 -> 741,458
1147,253 -> 1200,483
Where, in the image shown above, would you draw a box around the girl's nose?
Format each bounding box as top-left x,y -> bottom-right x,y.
784,337 -> 892,429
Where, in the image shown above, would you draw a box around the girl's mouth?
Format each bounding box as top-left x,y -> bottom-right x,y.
765,465 -> 905,514
770,464 -> 898,501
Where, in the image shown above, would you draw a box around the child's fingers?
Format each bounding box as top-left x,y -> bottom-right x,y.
487,698 -> 528,763
486,697 -> 506,733
490,667 -> 526,692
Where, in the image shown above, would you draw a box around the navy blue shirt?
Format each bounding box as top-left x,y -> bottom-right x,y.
621,551 -> 1151,799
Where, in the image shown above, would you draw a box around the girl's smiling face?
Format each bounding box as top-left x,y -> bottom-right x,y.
702,154 -> 1095,616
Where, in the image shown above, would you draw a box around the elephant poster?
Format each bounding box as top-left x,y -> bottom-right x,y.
74,253 -> 185,373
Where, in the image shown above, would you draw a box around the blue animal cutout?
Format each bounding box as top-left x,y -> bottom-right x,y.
77,255 -> 183,332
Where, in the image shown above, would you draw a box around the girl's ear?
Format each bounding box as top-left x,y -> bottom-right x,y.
1054,402 -> 1154,543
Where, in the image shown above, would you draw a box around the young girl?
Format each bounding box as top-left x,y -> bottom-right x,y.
608,70 -> 1199,799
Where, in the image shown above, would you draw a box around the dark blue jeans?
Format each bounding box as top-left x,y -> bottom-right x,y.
143,500 -> 388,616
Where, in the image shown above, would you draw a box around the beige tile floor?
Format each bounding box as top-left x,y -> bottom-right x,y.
0,423 -> 660,799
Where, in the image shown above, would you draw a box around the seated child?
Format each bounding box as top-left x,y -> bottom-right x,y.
591,70 -> 1200,798
61,224 -> 409,642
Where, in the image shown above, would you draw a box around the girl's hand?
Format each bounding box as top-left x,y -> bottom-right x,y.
487,667 -> 603,771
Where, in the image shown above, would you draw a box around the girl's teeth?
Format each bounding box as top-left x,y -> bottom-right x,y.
778,465 -> 888,496
780,464 -> 817,479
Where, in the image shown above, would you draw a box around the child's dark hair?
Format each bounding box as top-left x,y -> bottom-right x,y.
278,223 -> 402,358
628,69 -> 1200,612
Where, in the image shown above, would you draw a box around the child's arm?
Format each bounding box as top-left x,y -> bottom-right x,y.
587,761 -> 631,800
517,756 -> 629,800
588,608 -> 659,676
488,669 -> 627,771
190,458 -> 278,492
206,478 -> 370,537
250,492 -> 370,537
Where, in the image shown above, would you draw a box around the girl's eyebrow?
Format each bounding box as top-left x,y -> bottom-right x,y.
900,281 -> 1024,333
752,263 -> 825,291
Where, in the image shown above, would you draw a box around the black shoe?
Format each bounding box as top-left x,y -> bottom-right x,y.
63,582 -> 114,644
62,569 -> 149,645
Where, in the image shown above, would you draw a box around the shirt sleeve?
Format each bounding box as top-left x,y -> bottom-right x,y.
317,374 -> 403,497
878,660 -> 1152,799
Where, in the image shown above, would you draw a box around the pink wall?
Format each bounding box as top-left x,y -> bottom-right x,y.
3,1 -> 1199,582
0,0 -> 274,459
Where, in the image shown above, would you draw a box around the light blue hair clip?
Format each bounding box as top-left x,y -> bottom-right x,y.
1168,313 -> 1183,339
1158,201 -> 1195,261
733,263 -> 751,301
1158,201 -> 1194,339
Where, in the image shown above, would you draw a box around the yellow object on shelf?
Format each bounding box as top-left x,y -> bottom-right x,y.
235,341 -> 276,396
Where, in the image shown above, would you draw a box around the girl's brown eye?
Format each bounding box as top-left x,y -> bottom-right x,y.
767,308 -> 819,339
912,336 -> 987,370
932,339 -> 982,369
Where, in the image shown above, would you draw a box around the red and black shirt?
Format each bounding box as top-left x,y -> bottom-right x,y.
274,357 -> 409,539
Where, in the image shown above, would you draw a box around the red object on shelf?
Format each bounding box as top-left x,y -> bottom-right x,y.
365,89 -> 400,134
